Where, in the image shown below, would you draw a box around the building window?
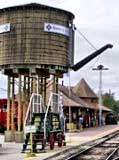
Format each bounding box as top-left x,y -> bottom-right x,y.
91,99 -> 97,103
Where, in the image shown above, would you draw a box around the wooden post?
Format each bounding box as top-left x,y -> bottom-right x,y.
7,75 -> 11,131
37,75 -> 39,95
55,76 -> 58,94
18,75 -> 22,131
53,75 -> 58,93
29,77 -> 33,94
40,77 -> 43,95
23,76 -> 27,123
11,77 -> 15,131
43,77 -> 46,108
26,76 -> 30,105
53,75 -> 59,112
41,77 -> 46,109
33,76 -> 36,93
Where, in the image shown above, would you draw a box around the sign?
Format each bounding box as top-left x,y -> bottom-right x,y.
24,125 -> 37,133
44,23 -> 69,36
0,23 -> 10,34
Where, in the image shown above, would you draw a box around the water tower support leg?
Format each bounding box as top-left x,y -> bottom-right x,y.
5,76 -> 14,142
22,76 -> 27,126
15,75 -> 23,143
11,77 -> 15,131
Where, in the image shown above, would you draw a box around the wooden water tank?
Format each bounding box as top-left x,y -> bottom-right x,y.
0,3 -> 74,74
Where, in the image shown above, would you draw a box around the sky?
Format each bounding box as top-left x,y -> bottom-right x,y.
0,0 -> 119,99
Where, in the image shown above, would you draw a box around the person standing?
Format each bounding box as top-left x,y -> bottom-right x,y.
79,115 -> 83,131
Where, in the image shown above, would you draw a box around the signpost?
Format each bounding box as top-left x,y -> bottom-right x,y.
25,125 -> 37,157
24,125 -> 37,133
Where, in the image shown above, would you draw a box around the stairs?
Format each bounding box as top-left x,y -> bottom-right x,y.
22,113 -> 46,152
22,92 -> 65,152
22,93 -> 44,152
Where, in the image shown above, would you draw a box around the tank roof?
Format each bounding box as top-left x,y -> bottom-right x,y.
0,3 -> 74,19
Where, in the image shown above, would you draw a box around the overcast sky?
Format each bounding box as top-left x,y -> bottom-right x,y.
0,0 -> 119,99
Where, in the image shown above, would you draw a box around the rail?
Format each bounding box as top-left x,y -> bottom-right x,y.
24,93 -> 44,132
43,92 -> 65,140
44,131 -> 119,160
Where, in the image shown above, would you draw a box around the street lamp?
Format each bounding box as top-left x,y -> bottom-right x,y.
92,65 -> 108,126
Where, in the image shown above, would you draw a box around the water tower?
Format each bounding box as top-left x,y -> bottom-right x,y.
0,3 -> 74,142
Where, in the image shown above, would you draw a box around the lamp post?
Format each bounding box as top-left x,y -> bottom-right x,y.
92,65 -> 108,126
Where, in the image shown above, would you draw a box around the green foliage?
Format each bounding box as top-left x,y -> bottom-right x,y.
102,93 -> 115,109
102,92 -> 119,119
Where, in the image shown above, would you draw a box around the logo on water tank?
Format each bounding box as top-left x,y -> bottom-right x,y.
44,23 -> 69,36
46,24 -> 52,31
0,23 -> 10,34
4,25 -> 9,31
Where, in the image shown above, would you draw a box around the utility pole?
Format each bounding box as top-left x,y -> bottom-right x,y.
92,65 -> 108,126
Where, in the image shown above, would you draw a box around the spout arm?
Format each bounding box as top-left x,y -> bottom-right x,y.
72,44 -> 113,71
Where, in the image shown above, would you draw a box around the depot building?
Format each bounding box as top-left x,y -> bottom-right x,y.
46,78 -> 112,130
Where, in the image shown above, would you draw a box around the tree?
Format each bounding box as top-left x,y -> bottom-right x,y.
102,92 -> 115,110
102,92 -> 119,119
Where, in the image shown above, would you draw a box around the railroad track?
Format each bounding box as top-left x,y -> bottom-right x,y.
44,131 -> 119,160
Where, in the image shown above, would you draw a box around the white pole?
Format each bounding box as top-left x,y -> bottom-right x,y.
99,69 -> 102,126
92,65 -> 108,127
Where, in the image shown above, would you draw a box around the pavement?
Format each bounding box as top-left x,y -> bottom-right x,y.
0,125 -> 119,160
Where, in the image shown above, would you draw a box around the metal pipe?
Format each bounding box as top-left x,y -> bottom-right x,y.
72,44 -> 113,71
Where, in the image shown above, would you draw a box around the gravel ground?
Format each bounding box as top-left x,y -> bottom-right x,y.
0,125 -> 119,160
0,135 -> 25,160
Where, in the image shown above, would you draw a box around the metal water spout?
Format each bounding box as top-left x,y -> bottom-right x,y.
72,44 -> 113,71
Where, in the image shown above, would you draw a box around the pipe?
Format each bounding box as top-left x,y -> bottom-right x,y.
72,44 -> 113,71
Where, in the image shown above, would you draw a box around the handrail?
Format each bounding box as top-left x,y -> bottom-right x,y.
24,93 -> 43,132
43,92 -> 64,140
43,92 -> 53,140
24,93 -> 34,131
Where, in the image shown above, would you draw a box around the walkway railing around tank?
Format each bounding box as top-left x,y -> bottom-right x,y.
24,93 -> 44,131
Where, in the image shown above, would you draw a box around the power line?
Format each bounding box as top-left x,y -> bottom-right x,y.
74,25 -> 109,78
75,26 -> 97,50
74,25 -> 101,71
